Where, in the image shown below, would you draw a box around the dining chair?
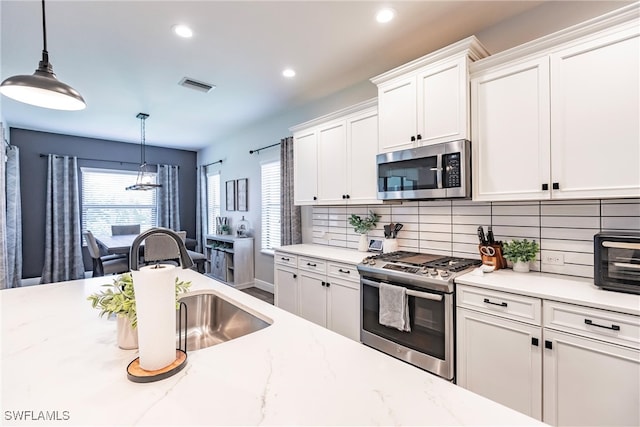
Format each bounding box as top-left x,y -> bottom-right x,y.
111,224 -> 141,235
84,231 -> 129,277
143,231 -> 206,273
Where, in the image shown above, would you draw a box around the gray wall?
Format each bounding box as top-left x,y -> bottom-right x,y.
10,128 -> 197,278
197,1 -> 630,287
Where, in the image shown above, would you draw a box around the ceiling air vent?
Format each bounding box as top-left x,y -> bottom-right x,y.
178,77 -> 216,93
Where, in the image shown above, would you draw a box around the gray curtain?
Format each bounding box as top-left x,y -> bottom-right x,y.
4,146 -> 22,288
157,164 -> 180,230
280,136 -> 301,245
196,165 -> 208,252
41,155 -> 84,284
0,144 -> 7,289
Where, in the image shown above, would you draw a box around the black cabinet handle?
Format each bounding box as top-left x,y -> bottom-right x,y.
416,134 -> 422,140
585,319 -> 620,331
307,262 -> 317,267
532,337 -> 539,346
545,340 -> 553,350
552,182 -> 559,190
338,269 -> 350,274
542,183 -> 549,191
281,257 -> 290,261
483,298 -> 507,307
410,136 -> 416,142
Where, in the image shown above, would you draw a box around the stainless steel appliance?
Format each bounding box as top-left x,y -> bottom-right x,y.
357,251 -> 481,380
377,139 -> 471,201
594,232 -> 640,294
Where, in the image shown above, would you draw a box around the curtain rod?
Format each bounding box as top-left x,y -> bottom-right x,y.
39,154 -> 179,168
249,142 -> 280,154
199,159 -> 223,168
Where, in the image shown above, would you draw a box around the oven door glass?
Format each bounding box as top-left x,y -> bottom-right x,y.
604,243 -> 640,284
362,280 -> 446,360
378,156 -> 439,192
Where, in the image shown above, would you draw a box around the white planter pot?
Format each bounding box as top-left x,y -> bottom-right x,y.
512,260 -> 530,273
117,315 -> 138,350
358,234 -> 369,252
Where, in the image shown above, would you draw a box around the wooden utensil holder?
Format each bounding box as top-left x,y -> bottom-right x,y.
479,245 -> 507,270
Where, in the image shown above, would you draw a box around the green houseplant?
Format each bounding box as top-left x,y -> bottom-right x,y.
349,210 -> 381,251
502,239 -> 540,272
88,272 -> 191,348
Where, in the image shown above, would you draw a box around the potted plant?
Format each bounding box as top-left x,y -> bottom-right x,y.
349,210 -> 381,252
502,239 -> 540,272
87,272 -> 191,349
220,224 -> 231,235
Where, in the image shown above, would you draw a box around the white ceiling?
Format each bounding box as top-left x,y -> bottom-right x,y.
0,1 -> 584,151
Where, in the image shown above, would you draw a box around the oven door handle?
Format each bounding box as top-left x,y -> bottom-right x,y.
361,278 -> 443,302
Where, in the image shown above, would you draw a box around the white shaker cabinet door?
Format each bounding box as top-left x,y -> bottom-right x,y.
298,272 -> 328,327
347,108 -> 380,204
317,120 -> 347,204
274,266 -> 298,315
471,57 -> 551,201
377,76 -> 417,153
456,307 -> 543,420
418,56 -> 469,145
550,26 -> 640,199
327,279 -> 360,341
543,329 -> 640,427
293,130 -> 318,205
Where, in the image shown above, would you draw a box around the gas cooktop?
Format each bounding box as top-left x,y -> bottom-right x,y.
357,251 -> 482,293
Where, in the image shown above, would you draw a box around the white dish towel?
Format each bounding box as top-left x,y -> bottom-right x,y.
378,282 -> 411,332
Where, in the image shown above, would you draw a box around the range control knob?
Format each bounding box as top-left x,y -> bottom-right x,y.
441,271 -> 451,279
430,269 -> 439,276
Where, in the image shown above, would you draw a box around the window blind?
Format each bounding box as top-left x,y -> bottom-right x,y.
261,160 -> 281,251
207,172 -> 221,234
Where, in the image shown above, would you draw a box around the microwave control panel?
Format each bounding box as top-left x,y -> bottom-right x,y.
443,152 -> 461,188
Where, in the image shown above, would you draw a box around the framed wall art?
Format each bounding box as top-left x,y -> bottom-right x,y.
226,180 -> 236,211
236,178 -> 248,211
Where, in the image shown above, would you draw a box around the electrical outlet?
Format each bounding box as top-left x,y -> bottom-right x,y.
542,252 -> 564,265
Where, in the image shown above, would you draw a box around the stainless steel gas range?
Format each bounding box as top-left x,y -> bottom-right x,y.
357,251 -> 481,381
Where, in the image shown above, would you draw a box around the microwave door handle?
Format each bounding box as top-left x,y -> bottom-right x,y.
436,154 -> 443,189
361,278 -> 443,302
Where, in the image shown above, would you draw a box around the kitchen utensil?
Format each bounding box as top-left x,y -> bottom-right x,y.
384,225 -> 391,238
487,226 -> 495,245
393,223 -> 403,238
477,226 -> 487,245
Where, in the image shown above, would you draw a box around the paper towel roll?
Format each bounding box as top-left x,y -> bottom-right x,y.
132,264 -> 177,371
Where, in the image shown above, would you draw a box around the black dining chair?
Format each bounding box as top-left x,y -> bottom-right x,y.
111,224 -> 141,235
84,231 -> 129,277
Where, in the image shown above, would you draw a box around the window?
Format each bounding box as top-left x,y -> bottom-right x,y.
81,168 -> 157,237
261,160 -> 280,253
206,172 -> 221,234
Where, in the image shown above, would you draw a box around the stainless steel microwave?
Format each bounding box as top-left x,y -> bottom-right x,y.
377,139 -> 471,200
594,232 -> 640,295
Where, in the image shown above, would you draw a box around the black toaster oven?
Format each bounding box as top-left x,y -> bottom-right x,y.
594,232 -> 640,294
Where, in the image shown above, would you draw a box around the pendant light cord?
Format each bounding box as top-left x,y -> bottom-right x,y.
140,116 -> 146,165
39,0 -> 51,70
41,0 -> 47,53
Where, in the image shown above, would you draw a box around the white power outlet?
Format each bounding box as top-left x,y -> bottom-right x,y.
542,252 -> 565,265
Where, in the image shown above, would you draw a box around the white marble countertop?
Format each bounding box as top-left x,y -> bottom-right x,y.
274,243 -> 369,265
456,269 -> 640,316
0,269 -> 544,426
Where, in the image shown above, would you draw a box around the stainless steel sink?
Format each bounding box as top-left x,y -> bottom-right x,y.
176,292 -> 271,351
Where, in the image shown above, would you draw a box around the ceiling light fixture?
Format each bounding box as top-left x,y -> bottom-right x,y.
282,68 -> 296,78
0,0 -> 86,111
172,24 -> 193,38
376,8 -> 396,24
126,113 -> 162,191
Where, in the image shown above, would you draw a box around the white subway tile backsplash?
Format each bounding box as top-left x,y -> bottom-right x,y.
311,198 -> 639,279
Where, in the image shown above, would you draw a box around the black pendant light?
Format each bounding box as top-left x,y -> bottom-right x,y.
0,0 -> 86,111
126,113 -> 162,191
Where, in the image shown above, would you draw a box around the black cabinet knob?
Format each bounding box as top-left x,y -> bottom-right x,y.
342,195 -> 346,199
416,134 -> 422,140
410,136 -> 416,142
545,340 -> 553,350
293,274 -> 297,279
531,337 -> 539,346
313,196 -> 317,200
346,194 -> 350,199
326,282 -> 330,287
542,183 -> 549,191
552,182 -> 560,190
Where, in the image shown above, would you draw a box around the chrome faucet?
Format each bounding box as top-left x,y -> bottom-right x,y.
129,227 -> 195,271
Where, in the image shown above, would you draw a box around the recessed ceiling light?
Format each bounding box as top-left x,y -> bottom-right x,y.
172,24 -> 193,38
376,8 -> 396,24
282,68 -> 296,78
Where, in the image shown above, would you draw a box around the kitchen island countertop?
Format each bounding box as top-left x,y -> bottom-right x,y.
1,269 -> 543,426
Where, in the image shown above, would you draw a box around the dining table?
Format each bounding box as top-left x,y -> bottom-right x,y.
94,234 -> 140,255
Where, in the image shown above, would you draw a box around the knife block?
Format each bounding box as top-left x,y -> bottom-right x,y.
479,245 -> 507,270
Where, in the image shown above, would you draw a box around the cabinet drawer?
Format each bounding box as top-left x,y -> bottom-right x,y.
457,285 -> 542,326
327,262 -> 360,283
275,252 -> 297,267
299,257 -> 327,274
544,301 -> 640,350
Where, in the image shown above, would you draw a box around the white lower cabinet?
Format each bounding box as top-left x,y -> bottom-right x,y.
274,251 -> 360,341
456,284 -> 640,426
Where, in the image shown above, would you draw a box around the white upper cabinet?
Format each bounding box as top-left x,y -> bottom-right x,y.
471,4 -> 640,201
291,99 -> 380,206
372,36 -> 489,154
